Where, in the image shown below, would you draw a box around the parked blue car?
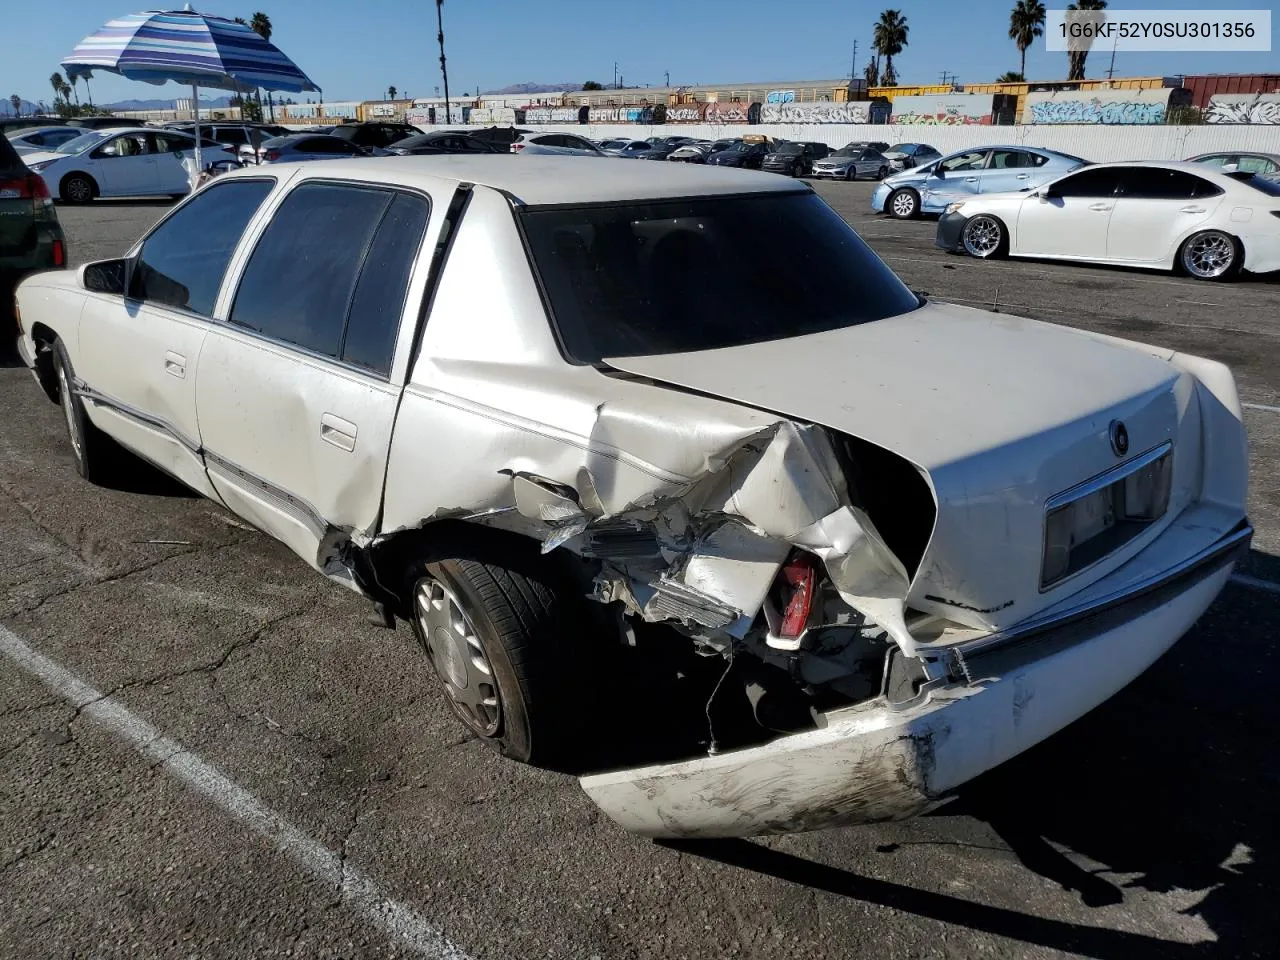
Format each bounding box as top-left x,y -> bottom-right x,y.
871,146 -> 1088,219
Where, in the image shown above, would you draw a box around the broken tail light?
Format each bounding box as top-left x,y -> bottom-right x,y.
777,553 -> 820,640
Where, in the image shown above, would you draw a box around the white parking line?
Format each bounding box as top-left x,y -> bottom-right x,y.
0,625 -> 471,960
1243,402 -> 1280,415
1231,574 -> 1280,596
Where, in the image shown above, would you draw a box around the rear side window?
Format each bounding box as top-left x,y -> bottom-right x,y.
229,183 -> 429,375
129,179 -> 275,315
520,191 -> 921,363
1118,168 -> 1222,200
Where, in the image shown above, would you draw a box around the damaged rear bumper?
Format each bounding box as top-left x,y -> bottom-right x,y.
580,518 -> 1250,838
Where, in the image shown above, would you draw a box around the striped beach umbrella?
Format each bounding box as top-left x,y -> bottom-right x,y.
62,5 -> 320,181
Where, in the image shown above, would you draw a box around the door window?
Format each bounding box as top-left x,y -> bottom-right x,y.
989,150 -> 1038,169
1194,154 -> 1233,168
940,151 -> 987,172
1237,155 -> 1278,174
1116,168 -> 1223,200
229,183 -> 430,376
94,133 -> 150,158
128,179 -> 275,315
150,131 -> 194,154
1049,168 -> 1123,198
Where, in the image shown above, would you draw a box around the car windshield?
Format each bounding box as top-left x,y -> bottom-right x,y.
56,131 -> 109,154
775,143 -> 804,155
520,191 -> 921,363
1234,172 -> 1280,195
830,146 -> 863,158
602,140 -> 628,149
887,144 -> 918,154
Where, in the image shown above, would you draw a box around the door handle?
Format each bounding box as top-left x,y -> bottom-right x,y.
320,413 -> 357,452
1089,203 -> 1113,211
1015,174 -> 1030,179
163,350 -> 186,379
963,177 -> 978,182
1180,205 -> 1206,214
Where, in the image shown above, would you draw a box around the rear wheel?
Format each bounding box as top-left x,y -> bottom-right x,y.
877,165 -> 888,180
60,173 -> 96,204
1179,230 -> 1240,280
405,538 -> 585,767
888,188 -> 920,219
961,214 -> 1008,259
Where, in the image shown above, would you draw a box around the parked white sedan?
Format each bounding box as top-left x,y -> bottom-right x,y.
14,157 -> 1251,838
22,127 -> 236,202
510,132 -> 605,157
937,160 -> 1280,279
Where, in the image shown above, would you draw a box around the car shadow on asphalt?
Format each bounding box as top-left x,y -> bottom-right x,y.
665,563 -> 1279,959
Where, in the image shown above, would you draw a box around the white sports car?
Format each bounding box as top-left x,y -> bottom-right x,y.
936,160 -> 1280,280
14,156 -> 1251,837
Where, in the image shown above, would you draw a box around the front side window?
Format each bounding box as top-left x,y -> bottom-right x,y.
521,191 -> 921,363
1050,167 -> 1122,198
940,150 -> 987,172
96,134 -> 149,158
129,179 -> 275,315
229,183 -> 430,375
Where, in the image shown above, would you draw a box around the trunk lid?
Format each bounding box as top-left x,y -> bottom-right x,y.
605,301 -> 1202,632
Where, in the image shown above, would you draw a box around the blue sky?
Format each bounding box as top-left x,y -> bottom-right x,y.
2,0 -> 1276,106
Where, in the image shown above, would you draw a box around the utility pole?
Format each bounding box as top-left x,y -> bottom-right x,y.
939,70 -> 958,88
665,70 -> 670,87
1106,34 -> 1118,81
436,0 -> 451,124
850,40 -> 858,80
614,62 -> 619,89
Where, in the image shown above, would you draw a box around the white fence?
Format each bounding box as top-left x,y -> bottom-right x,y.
418,122 -> 1280,162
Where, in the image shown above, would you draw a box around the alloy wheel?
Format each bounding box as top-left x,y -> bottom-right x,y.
57,362 -> 82,462
415,576 -> 501,737
1182,231 -> 1236,279
890,190 -> 918,218
962,216 -> 1004,258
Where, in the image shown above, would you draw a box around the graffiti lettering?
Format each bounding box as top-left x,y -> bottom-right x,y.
891,110 -> 992,125
759,101 -> 870,124
524,107 -> 580,123
665,104 -> 705,123
703,102 -> 751,123
1028,97 -> 1166,124
766,89 -> 796,104
1205,95 -> 1280,124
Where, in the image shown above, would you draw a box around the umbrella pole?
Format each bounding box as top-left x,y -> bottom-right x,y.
191,81 -> 202,190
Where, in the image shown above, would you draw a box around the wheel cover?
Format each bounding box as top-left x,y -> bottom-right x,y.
1184,232 -> 1234,278
57,363 -> 82,460
892,191 -> 916,216
66,178 -> 90,202
963,216 -> 1002,257
416,577 -> 501,737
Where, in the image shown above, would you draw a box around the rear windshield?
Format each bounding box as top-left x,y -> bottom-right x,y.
520,191 -> 921,363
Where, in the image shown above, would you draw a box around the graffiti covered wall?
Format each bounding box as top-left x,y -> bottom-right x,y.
1206,93 -> 1280,124
890,94 -> 994,125
759,101 -> 871,123
665,103 -> 707,123
524,107 -> 581,123
1024,88 -> 1176,124
703,101 -> 752,123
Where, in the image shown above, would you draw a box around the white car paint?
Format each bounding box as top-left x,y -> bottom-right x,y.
23,127 -> 234,201
510,133 -> 604,157
13,156 -> 1251,837
944,160 -> 1280,275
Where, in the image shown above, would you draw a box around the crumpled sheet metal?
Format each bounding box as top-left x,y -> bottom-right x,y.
513,418 -> 915,650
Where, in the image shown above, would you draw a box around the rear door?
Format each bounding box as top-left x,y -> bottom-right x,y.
1106,167 -> 1222,263
194,180 -> 433,569
980,149 -> 1045,196
150,131 -> 202,193
75,177 -> 276,496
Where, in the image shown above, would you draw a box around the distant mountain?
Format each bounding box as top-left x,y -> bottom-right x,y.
0,99 -> 41,116
99,96 -> 236,110
482,82 -> 576,95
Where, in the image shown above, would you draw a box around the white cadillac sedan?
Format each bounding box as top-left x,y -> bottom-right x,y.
937,160 -> 1280,280
13,157 -> 1251,838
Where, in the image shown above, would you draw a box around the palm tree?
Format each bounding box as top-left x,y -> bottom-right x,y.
996,71 -> 1026,83
388,85 -> 398,101
872,10 -> 909,87
1065,0 -> 1107,80
864,56 -> 880,87
249,12 -> 274,121
49,72 -> 65,109
436,0 -> 452,123
1008,0 -> 1046,80
8,94 -> 21,117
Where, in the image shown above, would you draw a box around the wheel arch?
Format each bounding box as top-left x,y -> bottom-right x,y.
1174,227 -> 1243,276
27,322 -> 62,404
58,169 -> 98,202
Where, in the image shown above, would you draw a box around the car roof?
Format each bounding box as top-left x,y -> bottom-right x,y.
1188,150 -> 1280,161
220,154 -> 809,205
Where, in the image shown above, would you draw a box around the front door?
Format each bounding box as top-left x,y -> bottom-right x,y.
90,133 -> 158,197
1015,166 -> 1123,259
150,130 -> 203,192
924,149 -> 988,208
1106,167 -> 1222,263
195,180 -> 432,571
75,178 -> 276,496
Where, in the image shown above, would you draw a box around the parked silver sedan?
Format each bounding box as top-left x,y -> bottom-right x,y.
256,134 -> 373,163
811,144 -> 891,181
1186,151 -> 1280,177
4,126 -> 92,156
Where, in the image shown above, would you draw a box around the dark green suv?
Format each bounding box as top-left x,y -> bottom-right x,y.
1,131 -> 65,339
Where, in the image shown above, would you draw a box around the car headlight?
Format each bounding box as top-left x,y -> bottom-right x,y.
944,202 -> 965,215
28,161 -> 54,172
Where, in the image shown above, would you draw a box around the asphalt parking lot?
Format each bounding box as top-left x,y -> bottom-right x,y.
2,180 -> 1278,959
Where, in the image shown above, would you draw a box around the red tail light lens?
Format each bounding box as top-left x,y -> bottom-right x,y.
777,554 -> 820,639
52,238 -> 65,267
0,174 -> 48,200
511,142 -> 524,152
264,149 -> 281,162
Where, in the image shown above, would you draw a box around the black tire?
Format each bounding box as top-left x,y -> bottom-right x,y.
405,537 -> 583,767
887,188 -> 920,219
1177,230 -> 1241,281
960,214 -> 1008,259
60,173 -> 96,204
52,340 -> 117,483
844,166 -> 857,181
877,165 -> 888,180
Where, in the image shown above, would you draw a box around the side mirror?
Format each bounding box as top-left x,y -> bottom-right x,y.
1038,189 -> 1056,203
81,258 -> 128,296
932,167 -> 945,178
